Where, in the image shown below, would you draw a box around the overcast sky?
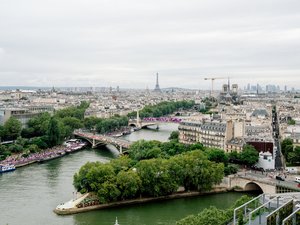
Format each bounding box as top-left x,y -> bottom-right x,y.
0,0 -> 300,90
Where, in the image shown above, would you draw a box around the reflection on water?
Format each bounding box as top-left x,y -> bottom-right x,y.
73,192 -> 253,225
122,123 -> 179,142
0,124 -> 255,225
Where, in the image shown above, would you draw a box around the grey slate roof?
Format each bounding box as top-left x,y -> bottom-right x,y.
251,109 -> 269,117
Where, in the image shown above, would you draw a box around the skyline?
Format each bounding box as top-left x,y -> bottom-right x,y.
0,0 -> 300,89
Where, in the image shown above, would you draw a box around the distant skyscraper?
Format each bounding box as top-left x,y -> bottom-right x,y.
154,73 -> 161,92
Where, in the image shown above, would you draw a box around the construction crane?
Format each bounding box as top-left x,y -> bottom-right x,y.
204,77 -> 228,97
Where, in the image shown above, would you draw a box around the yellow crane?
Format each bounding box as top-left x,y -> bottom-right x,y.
204,77 -> 228,96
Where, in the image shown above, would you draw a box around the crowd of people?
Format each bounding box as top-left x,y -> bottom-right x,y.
0,142 -> 86,168
143,117 -> 182,123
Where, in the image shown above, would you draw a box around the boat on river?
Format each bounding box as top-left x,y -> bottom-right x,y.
64,139 -> 87,153
0,164 -> 16,173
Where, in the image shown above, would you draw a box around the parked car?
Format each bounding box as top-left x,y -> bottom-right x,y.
275,175 -> 285,181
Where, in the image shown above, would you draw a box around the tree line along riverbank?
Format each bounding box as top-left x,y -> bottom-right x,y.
73,150 -> 224,204
70,138 -> 260,210
0,100 -> 195,162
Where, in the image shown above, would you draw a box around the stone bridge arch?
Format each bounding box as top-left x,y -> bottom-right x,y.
229,176 -> 276,194
73,134 -> 105,148
128,123 -> 137,127
244,182 -> 264,193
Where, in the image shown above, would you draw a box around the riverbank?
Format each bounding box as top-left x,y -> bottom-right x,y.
0,142 -> 86,169
54,187 -> 229,215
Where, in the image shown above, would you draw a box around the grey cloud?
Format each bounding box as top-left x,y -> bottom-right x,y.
0,0 -> 300,89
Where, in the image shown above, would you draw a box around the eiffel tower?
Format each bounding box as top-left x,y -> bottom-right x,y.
154,73 -> 161,92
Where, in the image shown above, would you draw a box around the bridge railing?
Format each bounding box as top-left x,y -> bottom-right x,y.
142,117 -> 182,123
73,130 -> 132,148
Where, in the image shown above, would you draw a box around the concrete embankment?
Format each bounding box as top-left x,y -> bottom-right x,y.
54,187 -> 228,215
15,160 -> 38,168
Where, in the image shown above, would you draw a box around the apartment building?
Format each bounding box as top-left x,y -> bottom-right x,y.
0,106 -> 54,127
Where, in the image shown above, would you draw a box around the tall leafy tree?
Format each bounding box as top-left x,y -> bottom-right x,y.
0,145 -> 10,160
116,170 -> 141,200
176,195 -> 253,225
136,158 -> 178,197
206,148 -> 229,166
0,125 -> 5,141
281,138 -> 293,159
169,131 -> 179,141
47,117 -> 61,147
4,117 -> 22,140
239,145 -> 259,166
288,146 -> 300,165
26,112 -> 51,137
176,206 -> 230,225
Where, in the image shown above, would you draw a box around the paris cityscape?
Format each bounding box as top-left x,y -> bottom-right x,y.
1,0 -> 300,225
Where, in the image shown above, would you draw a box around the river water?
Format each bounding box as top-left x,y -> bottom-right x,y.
0,124 -> 252,225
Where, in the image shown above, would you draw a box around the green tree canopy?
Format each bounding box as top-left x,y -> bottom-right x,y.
281,138 -> 294,159
288,146 -> 300,165
205,148 -> 229,166
4,117 -> 22,140
8,144 -> 23,153
26,112 -> 51,137
176,206 -> 231,225
136,158 -> 178,197
116,170 -> 141,200
169,131 -> 179,141
47,117 -> 61,147
239,145 -> 259,166
127,100 -> 195,119
0,145 -> 10,160
176,195 -> 253,225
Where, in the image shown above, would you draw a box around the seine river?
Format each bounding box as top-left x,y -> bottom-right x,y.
0,124 -> 251,225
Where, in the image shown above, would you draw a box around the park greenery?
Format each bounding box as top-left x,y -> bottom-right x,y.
73,150 -> 224,203
199,97 -> 217,114
128,139 -> 204,161
83,115 -> 128,134
128,140 -> 258,175
127,100 -> 195,118
73,138 -> 260,204
281,138 -> 300,165
168,130 -> 179,141
287,119 -> 296,125
0,100 -> 195,160
176,195 -> 253,225
228,145 -> 259,167
0,101 -> 90,160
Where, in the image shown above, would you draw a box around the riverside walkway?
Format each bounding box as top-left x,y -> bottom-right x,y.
0,142 -> 85,168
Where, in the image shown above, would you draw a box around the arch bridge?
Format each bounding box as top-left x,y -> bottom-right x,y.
228,173 -> 300,194
128,117 -> 182,129
73,130 -> 131,154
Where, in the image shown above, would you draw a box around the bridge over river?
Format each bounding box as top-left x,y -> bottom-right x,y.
227,172 -> 300,194
73,130 -> 132,153
128,117 -> 182,129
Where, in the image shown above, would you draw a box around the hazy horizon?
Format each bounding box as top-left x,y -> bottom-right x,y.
1,0 -> 300,89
